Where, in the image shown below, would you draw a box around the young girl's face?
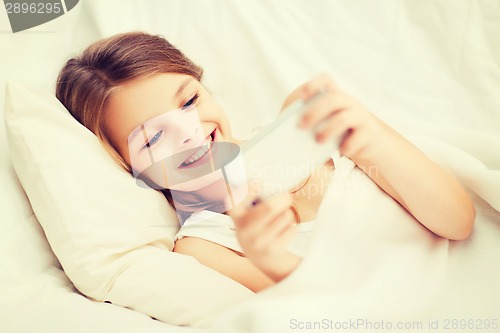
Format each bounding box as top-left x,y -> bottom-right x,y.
105,73 -> 234,188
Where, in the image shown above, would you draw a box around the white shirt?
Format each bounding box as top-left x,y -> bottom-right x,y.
174,209 -> 315,257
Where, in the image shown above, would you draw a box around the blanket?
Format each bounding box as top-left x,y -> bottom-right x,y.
213,127 -> 500,332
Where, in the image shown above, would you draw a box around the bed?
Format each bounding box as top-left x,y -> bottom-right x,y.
1,1 -> 499,332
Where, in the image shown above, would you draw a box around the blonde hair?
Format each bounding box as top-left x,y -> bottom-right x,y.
55,31 -> 203,171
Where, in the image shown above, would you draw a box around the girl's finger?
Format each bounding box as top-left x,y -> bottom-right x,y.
263,209 -> 296,239
228,180 -> 264,220
229,196 -> 256,222
300,92 -> 351,129
339,127 -> 369,158
281,73 -> 339,110
254,209 -> 296,247
301,73 -> 338,100
281,86 -> 305,110
233,193 -> 292,233
315,108 -> 358,143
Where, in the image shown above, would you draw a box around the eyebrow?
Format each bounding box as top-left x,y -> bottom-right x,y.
128,78 -> 194,143
175,77 -> 194,98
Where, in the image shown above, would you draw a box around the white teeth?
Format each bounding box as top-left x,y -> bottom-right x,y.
182,137 -> 213,166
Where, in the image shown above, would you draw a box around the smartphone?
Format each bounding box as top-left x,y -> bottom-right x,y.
241,92 -> 341,197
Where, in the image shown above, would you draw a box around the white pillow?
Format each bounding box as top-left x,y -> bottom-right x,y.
4,81 -> 253,327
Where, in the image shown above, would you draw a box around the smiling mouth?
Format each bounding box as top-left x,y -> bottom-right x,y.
178,129 -> 216,168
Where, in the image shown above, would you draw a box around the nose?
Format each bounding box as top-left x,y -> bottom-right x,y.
163,108 -> 204,149
178,127 -> 199,146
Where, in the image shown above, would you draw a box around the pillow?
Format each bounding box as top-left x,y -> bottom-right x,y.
4,81 -> 253,327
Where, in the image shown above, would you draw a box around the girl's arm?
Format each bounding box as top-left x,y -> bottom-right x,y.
349,121 -> 476,240
287,74 -> 475,240
174,192 -> 302,289
173,236 -> 276,292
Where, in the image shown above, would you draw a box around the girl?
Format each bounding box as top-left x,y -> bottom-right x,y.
56,31 -> 475,292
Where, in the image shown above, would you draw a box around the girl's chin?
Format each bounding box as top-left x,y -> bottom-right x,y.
168,170 -> 223,192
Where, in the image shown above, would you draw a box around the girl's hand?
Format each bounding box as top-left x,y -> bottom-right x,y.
282,73 -> 386,161
228,191 -> 301,282
283,74 -> 476,241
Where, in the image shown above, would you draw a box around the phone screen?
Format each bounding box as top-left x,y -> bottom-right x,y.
241,94 -> 340,197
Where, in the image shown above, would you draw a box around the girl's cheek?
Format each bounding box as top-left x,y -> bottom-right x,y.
150,140 -> 175,162
129,153 -> 152,175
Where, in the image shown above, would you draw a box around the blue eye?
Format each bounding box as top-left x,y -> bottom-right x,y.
182,93 -> 199,110
142,130 -> 163,150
